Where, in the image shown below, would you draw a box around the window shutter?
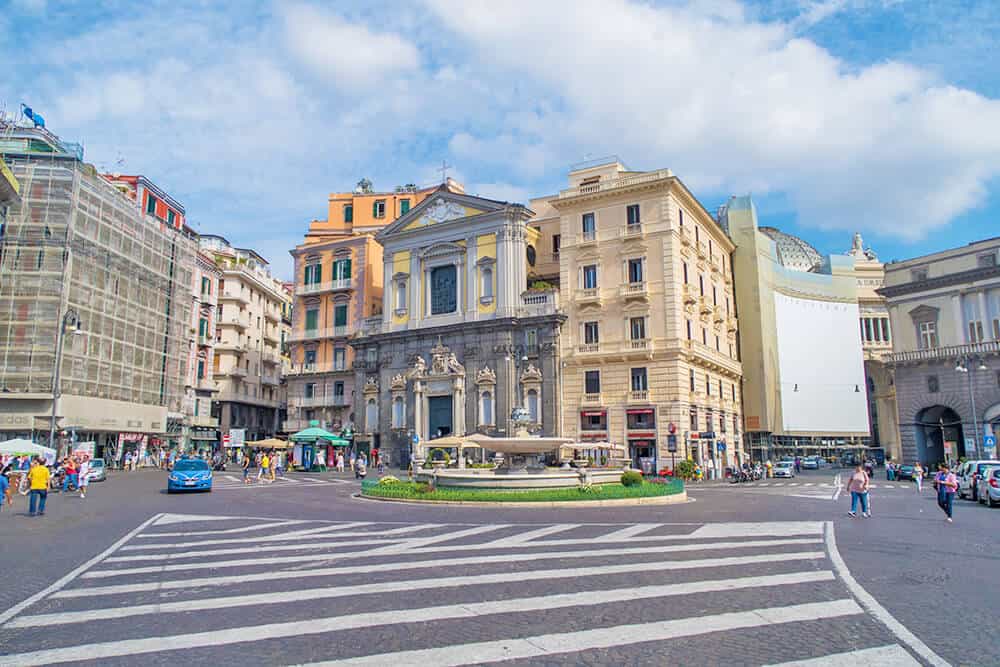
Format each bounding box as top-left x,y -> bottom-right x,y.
373,201 -> 379,217
335,305 -> 348,326
344,258 -> 352,278
305,309 -> 318,330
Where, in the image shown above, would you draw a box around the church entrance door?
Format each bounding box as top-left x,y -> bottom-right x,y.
428,395 -> 454,440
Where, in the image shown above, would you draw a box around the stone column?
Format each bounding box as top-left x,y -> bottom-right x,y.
410,253 -> 422,327
382,256 -> 393,328
496,228 -> 509,317
978,291 -> 992,341
413,379 -> 425,457
466,238 -> 478,320
453,376 -> 465,436
951,294 -> 965,343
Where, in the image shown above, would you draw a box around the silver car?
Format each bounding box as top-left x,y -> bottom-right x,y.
773,462 -> 795,478
976,466 -> 1000,507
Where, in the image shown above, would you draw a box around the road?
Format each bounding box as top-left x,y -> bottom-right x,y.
0,467 -> 997,666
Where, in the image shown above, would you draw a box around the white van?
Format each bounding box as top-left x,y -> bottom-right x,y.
957,460 -> 1000,502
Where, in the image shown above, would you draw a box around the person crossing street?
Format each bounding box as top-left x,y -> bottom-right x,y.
847,464 -> 870,518
28,457 -> 50,517
934,464 -> 958,522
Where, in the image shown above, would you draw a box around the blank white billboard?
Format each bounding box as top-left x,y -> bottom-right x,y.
773,293 -> 870,434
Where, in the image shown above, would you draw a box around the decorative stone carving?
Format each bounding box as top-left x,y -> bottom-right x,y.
520,363 -> 542,383
419,199 -> 466,227
476,365 -> 497,386
390,373 -> 407,392
363,376 -> 379,394
408,355 -> 427,378
427,338 -> 465,377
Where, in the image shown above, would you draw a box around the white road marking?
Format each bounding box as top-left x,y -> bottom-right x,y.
120,522 -> 373,550
479,523 -> 581,547
2,572 -> 836,667
0,512 -> 163,627
687,522 -> 823,539
885,484 -> 895,489
136,520 -> 308,538
824,522 -> 950,667
765,644 -> 920,666
598,523 -> 660,541
11,551 -> 826,627
224,475 -> 240,482
296,600 -> 863,667
833,474 -> 843,501
803,483 -> 814,487
153,513 -> 238,526
64,538 -> 823,595
356,524 -> 510,556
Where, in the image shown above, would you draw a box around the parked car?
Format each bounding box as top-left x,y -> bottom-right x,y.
976,466 -> 1000,507
800,457 -> 819,470
896,464 -> 915,481
957,460 -> 1000,501
167,458 -> 213,493
86,458 -> 107,482
774,462 -> 796,478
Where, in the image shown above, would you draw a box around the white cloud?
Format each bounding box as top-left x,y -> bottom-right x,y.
419,0 -> 1000,239
281,3 -> 420,88
469,182 -> 532,204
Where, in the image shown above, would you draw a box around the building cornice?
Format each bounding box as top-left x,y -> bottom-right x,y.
878,265 -> 1000,298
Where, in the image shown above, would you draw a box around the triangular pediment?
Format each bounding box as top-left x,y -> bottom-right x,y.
376,190 -> 510,242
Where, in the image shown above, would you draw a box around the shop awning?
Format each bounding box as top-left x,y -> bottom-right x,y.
289,420 -> 350,446
246,438 -> 291,449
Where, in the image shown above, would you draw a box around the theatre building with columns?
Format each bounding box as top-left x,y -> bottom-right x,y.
350,188 -> 565,466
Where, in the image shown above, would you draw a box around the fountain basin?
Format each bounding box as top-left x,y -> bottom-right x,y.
415,467 -> 630,489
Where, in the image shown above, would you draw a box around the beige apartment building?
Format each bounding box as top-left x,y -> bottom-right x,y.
180,251 -> 223,454
199,235 -> 292,442
535,159 -> 744,473
880,238 -> 1000,464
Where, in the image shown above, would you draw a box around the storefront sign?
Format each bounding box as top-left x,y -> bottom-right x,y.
581,411 -> 606,417
580,431 -> 608,439
625,408 -> 654,415
73,442 -> 96,458
699,432 -> 716,439
627,431 -> 656,438
229,428 -> 245,447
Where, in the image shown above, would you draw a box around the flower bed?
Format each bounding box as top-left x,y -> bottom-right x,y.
360,479 -> 684,503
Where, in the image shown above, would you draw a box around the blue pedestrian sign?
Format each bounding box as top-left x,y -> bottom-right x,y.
412,433 -> 420,445
985,434 -> 996,448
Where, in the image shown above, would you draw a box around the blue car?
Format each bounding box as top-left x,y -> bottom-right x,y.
167,459 -> 213,493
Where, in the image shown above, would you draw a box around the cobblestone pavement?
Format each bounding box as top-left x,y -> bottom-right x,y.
0,467 -> 997,666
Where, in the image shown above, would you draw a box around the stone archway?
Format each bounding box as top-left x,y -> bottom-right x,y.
985,403 -> 1000,448
914,405 -> 964,465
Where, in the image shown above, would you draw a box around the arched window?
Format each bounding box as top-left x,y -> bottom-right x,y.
526,389 -> 539,423
365,399 -> 378,431
481,267 -> 493,300
392,396 -> 405,428
480,391 -> 493,426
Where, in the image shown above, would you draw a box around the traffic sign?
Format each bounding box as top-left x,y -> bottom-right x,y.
412,433 -> 420,445
985,434 -> 996,448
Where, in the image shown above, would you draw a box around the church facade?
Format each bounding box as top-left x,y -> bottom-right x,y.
351,188 -> 565,465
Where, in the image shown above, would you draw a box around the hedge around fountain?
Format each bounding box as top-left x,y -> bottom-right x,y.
360,478 -> 684,504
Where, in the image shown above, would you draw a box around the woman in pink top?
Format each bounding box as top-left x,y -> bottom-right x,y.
847,464 -> 870,518
847,465 -> 871,517
934,463 -> 958,522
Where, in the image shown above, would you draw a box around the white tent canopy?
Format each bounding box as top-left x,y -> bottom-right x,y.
0,438 -> 57,463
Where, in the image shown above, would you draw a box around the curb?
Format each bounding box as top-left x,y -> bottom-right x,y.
354,490 -> 688,508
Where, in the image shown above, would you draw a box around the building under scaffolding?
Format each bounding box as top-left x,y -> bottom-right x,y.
0,121 -> 197,460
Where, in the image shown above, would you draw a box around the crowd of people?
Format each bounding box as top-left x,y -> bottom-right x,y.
0,452 -> 95,516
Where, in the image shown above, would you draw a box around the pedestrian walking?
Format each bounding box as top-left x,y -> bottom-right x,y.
356,455 -> 367,479
28,457 -> 50,516
258,453 -> 270,483
336,451 -> 345,473
847,464 -> 870,518
914,462 -> 924,493
61,457 -> 79,493
242,454 -> 252,485
269,451 -> 278,482
123,452 -> 132,472
934,464 -> 958,522
0,470 -> 9,513
349,452 -> 356,474
78,457 -> 90,499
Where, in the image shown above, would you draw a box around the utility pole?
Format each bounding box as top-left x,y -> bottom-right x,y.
49,308 -> 81,456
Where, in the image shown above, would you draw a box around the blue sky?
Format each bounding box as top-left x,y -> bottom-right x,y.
2,0 -> 999,278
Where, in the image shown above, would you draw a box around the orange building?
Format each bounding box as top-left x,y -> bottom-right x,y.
285,178 -> 463,442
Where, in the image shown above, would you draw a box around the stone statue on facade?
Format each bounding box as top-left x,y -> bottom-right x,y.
446,352 -> 465,375
408,355 -> 427,378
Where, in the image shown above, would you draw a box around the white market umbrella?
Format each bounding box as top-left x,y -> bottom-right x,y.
0,438 -> 57,463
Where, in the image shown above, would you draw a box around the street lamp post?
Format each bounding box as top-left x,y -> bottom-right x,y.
49,308 -> 82,457
955,355 -> 988,459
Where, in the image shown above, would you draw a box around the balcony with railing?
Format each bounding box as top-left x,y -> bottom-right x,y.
619,282 -> 648,301
286,362 -> 350,376
223,315 -> 248,330
624,338 -> 652,353
581,393 -> 603,404
214,340 -> 244,353
520,290 -> 560,317
217,365 -> 247,378
620,224 -> 644,239
682,283 -> 698,305
264,308 -> 280,323
196,378 -> 217,393
263,327 -> 281,344
290,328 -> 334,342
220,290 -> 250,305
576,342 -> 601,354
575,287 -> 601,305
578,229 -> 598,246
558,169 -> 672,199
885,340 -> 1000,365
191,414 -> 219,428
295,278 -> 353,297
197,334 -> 213,347
627,389 -> 651,403
290,395 -> 349,409
261,374 -> 281,386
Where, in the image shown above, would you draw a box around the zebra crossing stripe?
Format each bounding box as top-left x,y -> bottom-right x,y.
121,522 -> 374,550
1,573 -> 838,667
295,599 -> 863,667
10,551 -> 826,627
136,520 -> 309,538
764,644 -> 919,666
65,538 -> 824,595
